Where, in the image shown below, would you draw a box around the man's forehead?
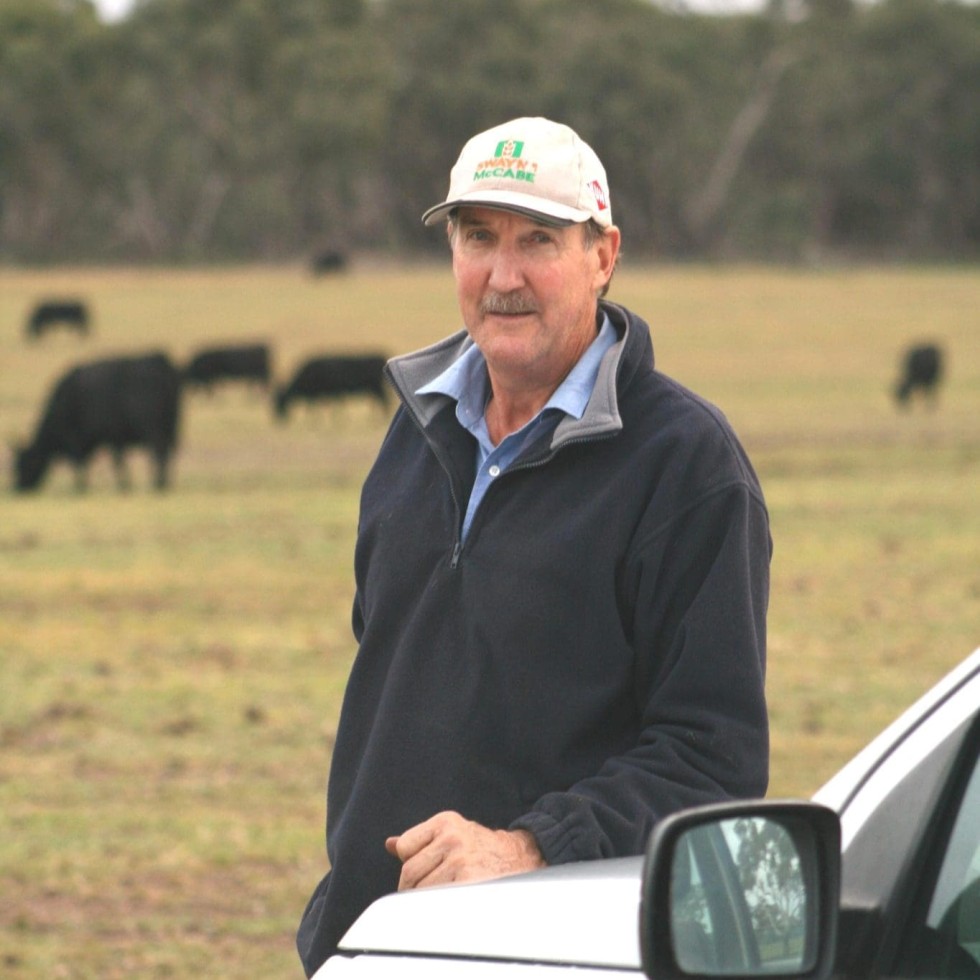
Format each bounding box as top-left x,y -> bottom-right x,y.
454,205 -> 572,230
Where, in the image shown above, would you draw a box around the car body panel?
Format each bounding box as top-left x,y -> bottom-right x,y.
335,857 -> 642,970
321,955 -> 636,978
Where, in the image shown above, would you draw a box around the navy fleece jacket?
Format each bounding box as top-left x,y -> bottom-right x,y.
297,301 -> 770,975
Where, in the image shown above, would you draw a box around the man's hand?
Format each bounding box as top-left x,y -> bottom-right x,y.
384,810 -> 546,891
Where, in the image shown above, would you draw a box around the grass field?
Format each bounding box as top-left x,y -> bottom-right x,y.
1,261 -> 978,977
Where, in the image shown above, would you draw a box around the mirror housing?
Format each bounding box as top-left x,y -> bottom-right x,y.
640,800 -> 841,980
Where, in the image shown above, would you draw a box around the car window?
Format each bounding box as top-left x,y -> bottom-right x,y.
902,744 -> 980,977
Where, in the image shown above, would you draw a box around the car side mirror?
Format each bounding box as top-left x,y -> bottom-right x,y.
640,800 -> 841,980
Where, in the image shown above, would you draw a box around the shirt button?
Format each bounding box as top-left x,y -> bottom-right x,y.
488,465 -> 501,478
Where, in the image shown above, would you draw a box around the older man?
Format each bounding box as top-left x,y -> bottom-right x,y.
298,117 -> 771,976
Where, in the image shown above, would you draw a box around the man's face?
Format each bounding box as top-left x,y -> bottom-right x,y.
450,207 -> 619,392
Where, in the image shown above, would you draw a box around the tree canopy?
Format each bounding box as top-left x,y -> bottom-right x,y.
1,0 -> 977,263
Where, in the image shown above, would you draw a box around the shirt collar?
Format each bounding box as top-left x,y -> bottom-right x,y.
417,312 -> 616,425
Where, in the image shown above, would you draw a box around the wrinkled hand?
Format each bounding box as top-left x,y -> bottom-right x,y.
385,810 -> 545,891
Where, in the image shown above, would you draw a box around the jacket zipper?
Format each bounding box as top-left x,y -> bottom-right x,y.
458,431 -> 614,559
397,396 -> 466,569
391,371 -> 618,572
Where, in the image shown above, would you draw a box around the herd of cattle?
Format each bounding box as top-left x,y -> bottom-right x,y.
11,299 -> 390,493
11,297 -> 947,494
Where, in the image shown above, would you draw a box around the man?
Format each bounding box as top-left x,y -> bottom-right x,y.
297,117 -> 770,975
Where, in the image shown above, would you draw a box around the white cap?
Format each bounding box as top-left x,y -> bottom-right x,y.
422,117 -> 613,228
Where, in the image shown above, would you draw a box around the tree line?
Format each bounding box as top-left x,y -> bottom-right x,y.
1,0 -> 977,264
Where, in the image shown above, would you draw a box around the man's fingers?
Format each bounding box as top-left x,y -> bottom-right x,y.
387,812 -> 463,857
385,815 -> 446,862
397,845 -> 449,890
385,812 -> 468,890
384,812 -> 544,892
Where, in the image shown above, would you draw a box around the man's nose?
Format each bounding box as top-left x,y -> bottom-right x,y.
486,244 -> 525,292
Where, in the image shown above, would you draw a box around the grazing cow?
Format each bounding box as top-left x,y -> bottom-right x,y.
310,250 -> 347,276
183,343 -> 272,393
275,353 -> 389,421
13,353 -> 181,493
26,299 -> 90,339
894,342 -> 944,408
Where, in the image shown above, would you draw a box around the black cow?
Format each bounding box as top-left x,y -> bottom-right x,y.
183,343 -> 271,393
13,353 -> 181,493
894,342 -> 944,408
26,299 -> 90,339
275,354 -> 389,421
310,250 -> 347,276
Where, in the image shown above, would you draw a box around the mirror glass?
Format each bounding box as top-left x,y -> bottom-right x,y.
670,816 -> 815,976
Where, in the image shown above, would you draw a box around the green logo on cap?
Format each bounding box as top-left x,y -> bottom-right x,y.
472,138 -> 537,184
494,140 -> 524,157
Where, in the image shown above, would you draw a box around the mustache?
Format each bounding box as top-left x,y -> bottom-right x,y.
480,292 -> 538,316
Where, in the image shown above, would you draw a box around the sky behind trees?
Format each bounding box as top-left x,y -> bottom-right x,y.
89,0 -> 774,22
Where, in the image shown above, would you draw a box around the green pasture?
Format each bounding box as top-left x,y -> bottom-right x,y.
1,262 -> 977,977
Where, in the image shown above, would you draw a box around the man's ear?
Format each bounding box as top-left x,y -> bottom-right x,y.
595,226 -> 621,293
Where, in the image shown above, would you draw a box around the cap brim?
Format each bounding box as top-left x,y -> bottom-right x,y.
422,191 -> 589,227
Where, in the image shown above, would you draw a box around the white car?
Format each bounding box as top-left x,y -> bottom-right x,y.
315,646 -> 980,978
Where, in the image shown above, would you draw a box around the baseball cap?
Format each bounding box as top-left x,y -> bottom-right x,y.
422,117 -> 613,228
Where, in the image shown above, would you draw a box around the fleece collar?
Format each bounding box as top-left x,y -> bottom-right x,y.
385,301 -> 652,450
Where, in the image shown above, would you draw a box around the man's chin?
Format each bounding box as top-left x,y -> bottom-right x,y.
482,312 -> 537,328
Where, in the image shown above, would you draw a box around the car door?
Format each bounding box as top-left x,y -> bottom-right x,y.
823,659 -> 980,978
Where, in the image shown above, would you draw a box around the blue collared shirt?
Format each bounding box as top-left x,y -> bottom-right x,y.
417,313 -> 617,540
